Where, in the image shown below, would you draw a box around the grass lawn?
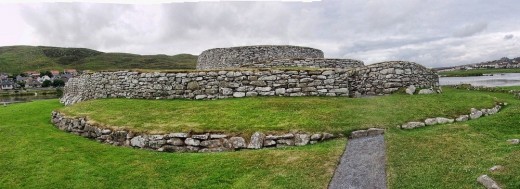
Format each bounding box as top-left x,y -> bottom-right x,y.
1,88 -> 519,188
439,68 -> 520,77
498,86 -> 520,90
386,91 -> 520,188
58,88 -> 502,135
0,100 -> 345,189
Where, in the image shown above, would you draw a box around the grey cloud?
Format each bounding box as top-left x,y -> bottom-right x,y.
10,0 -> 520,67
453,22 -> 488,37
504,34 -> 514,40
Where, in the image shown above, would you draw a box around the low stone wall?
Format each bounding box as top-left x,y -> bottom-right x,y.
348,61 -> 439,96
51,111 -> 335,153
61,69 -> 351,105
400,103 -> 504,129
240,58 -> 365,69
197,45 -> 324,70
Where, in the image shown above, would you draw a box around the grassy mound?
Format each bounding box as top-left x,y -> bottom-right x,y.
58,88 -> 501,134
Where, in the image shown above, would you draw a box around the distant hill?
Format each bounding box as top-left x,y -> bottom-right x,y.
0,46 -> 197,74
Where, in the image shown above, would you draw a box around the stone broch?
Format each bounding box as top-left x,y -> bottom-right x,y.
60,45 -> 440,105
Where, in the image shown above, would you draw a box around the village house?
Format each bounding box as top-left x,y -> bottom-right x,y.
25,78 -> 41,88
24,71 -> 41,78
50,70 -> 60,77
0,73 -> 8,80
1,79 -> 14,90
37,75 -> 52,83
64,69 -> 78,75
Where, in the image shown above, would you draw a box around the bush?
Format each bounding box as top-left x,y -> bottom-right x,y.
42,80 -> 52,87
56,88 -> 63,97
52,80 -> 65,87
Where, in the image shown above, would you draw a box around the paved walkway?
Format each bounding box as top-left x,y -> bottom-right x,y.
329,135 -> 387,189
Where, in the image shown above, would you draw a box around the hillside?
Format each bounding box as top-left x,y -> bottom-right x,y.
0,46 -> 197,74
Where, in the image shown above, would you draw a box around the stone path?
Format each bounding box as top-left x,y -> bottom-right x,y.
329,134 -> 387,189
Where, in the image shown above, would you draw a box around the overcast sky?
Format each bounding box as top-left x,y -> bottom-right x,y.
0,0 -> 519,67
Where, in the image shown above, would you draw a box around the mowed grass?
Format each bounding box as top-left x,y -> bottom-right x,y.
439,68 -> 520,77
0,100 -> 345,188
59,88 -> 502,134
2,88 -> 519,188
498,86 -> 520,90
387,90 -> 520,188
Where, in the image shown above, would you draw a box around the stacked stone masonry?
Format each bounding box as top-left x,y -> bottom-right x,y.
51,111 -> 335,153
348,61 -> 439,96
61,69 -> 350,105
61,61 -> 439,105
240,58 -> 365,69
197,45 -> 324,70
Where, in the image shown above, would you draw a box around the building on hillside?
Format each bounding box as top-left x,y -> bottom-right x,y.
37,75 -> 52,83
25,71 -> 40,78
64,69 -> 78,75
15,76 -> 29,82
50,70 -> 60,76
1,79 -> 14,90
0,73 -> 8,80
25,78 -> 41,88
56,73 -> 73,82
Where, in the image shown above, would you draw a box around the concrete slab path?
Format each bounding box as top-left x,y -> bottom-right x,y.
328,135 -> 387,189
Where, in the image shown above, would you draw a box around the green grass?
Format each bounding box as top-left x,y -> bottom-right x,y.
0,46 -> 197,74
439,68 -> 520,77
386,91 -> 520,188
0,100 -> 345,188
59,88 -> 502,135
2,88 -> 520,188
497,86 -> 520,90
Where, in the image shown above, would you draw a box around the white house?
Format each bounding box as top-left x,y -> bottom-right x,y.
1,80 -> 14,90
37,75 -> 52,83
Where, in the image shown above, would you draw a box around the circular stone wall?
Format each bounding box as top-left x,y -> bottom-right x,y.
196,45 -> 324,70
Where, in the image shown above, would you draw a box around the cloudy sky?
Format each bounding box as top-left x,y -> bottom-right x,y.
0,0 -> 519,67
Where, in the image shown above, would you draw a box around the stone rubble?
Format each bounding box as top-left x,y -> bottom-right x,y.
507,139 -> 519,144
400,104 -> 503,129
477,175 -> 501,189
349,128 -> 385,139
405,85 -> 416,95
489,165 -> 504,172
51,111 -> 336,153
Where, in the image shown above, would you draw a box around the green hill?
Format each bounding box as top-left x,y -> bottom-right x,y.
0,46 -> 197,74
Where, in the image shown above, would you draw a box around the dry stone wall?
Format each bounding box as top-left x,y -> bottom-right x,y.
197,45 -> 324,70
51,111 -> 335,153
61,69 -> 351,105
61,62 -> 439,105
240,58 -> 365,69
348,61 -> 439,96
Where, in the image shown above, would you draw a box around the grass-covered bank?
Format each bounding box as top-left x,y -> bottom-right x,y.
0,88 -> 60,97
387,91 -> 520,188
439,68 -> 520,77
0,100 -> 345,188
59,88 -> 501,135
2,88 -> 520,188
